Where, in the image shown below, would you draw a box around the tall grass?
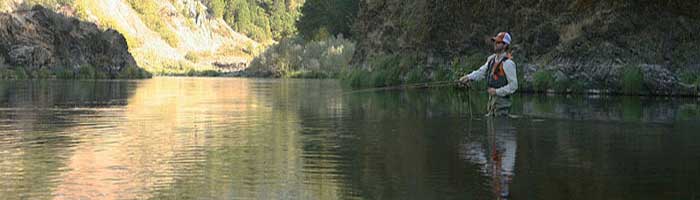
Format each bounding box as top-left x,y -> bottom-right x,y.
339,54 -> 460,88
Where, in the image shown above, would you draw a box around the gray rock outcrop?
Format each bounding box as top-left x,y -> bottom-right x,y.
0,5 -> 142,78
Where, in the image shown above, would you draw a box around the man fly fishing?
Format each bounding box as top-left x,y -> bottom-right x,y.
458,32 -> 518,117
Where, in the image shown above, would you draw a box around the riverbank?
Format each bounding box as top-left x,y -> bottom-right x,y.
345,0 -> 700,97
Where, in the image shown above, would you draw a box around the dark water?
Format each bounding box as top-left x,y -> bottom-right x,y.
0,77 -> 699,200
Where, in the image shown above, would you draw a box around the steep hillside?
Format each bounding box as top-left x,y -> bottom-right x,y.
74,0 -> 260,74
2,0 -> 261,75
352,0 -> 700,95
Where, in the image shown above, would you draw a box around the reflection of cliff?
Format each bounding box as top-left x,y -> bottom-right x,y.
0,80 -> 135,199
511,118 -> 700,199
51,77 -> 265,199
521,95 -> 700,123
44,78 -> 347,199
0,131 -> 73,199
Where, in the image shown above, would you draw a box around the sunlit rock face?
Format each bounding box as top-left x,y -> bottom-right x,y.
0,5 -> 138,77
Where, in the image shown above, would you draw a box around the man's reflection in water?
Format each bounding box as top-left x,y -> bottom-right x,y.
462,118 -> 517,199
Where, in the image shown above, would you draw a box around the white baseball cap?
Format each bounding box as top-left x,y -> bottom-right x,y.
491,32 -> 512,45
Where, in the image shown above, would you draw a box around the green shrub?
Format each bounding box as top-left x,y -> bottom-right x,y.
118,66 -> 152,79
14,68 -> 28,79
568,79 -> 586,93
367,70 -> 385,87
248,36 -> 355,78
405,67 -> 425,84
341,60 -> 455,89
533,70 -> 555,92
95,70 -> 108,79
207,0 -> 226,18
0,69 -> 17,79
552,78 -> 586,93
620,65 -> 644,95
55,67 -> 75,79
297,0 -> 358,41
287,70 -> 328,78
37,67 -> 52,79
368,55 -> 402,86
77,64 -> 95,79
185,68 -> 197,76
553,79 -> 568,92
185,51 -> 200,63
340,68 -> 372,88
201,70 -> 221,77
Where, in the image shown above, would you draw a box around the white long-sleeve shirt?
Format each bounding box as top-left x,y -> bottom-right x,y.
466,53 -> 518,97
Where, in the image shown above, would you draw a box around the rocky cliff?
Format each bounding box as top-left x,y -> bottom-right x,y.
73,0 -> 259,74
352,0 -> 700,95
1,0 -> 260,77
0,5 -> 146,78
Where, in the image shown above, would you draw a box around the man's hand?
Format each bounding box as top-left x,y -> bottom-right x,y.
488,88 -> 497,96
457,75 -> 471,88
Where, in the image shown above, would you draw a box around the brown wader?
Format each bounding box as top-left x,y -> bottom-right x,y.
486,95 -> 511,117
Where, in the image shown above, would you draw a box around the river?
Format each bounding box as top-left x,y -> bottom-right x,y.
1,77 -> 698,199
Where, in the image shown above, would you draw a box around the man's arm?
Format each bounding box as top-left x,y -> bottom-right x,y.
466,61 -> 489,81
495,60 -> 518,96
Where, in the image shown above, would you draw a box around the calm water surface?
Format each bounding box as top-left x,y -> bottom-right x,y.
0,77 -> 699,199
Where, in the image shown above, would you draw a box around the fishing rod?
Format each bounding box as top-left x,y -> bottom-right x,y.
340,80 -> 459,96
338,79 -> 481,118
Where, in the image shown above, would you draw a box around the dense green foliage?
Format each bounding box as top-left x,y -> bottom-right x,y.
533,70 -> 555,92
620,65 -> 644,95
205,0 -> 302,42
207,0 -> 358,42
205,0 -> 226,18
296,0 -> 359,41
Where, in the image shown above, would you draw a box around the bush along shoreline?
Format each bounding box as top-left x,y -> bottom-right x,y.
520,63 -> 699,97
0,65 -> 151,80
244,35 -> 356,79
337,52 -> 700,97
240,40 -> 699,97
